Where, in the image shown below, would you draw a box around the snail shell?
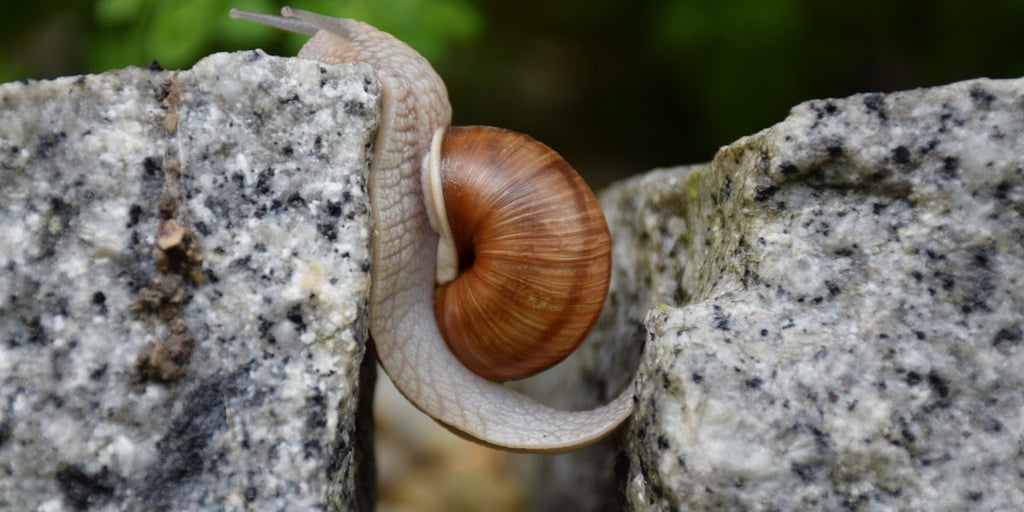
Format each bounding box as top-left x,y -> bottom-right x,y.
423,126 -> 611,381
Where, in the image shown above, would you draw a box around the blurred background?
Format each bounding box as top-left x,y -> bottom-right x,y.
3,0 -> 1023,188
4,1 -> 1022,510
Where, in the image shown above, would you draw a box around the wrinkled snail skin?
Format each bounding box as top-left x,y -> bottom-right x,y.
230,7 -> 633,452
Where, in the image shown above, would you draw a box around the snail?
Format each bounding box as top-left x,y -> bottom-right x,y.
229,7 -> 633,452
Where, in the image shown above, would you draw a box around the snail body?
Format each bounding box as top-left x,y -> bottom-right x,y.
230,7 -> 632,452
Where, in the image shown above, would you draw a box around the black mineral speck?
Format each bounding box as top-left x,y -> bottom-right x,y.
56,464 -> 114,509
0,421 -> 11,449
780,161 -> 798,175
825,280 -> 841,296
142,156 -> 161,176
943,156 -> 960,175
306,390 -> 327,430
901,427 -> 917,443
203,268 -> 219,284
36,131 -> 67,158
927,371 -> 950,400
245,487 -> 258,502
287,304 -> 306,332
303,439 -> 322,459
127,204 -> 143,228
863,93 -> 888,121
712,306 -> 730,330
230,255 -> 251,270
258,315 -> 275,341
755,184 -> 779,202
936,272 -> 955,290
319,222 -> 338,241
891,146 -> 911,166
973,250 -> 991,269
256,169 -> 273,196
145,60 -> 164,72
287,192 -> 306,208
744,377 -> 764,389
993,181 -> 1011,200
905,371 -> 922,386
791,463 -> 815,482
89,364 -> 108,381
326,200 -> 343,217
969,85 -> 996,108
993,326 -> 1022,347
344,100 -> 366,115
193,221 -> 211,236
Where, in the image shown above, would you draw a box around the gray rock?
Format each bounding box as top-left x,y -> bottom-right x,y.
0,52 -> 377,511
623,78 -> 1024,510
513,77 -> 1024,511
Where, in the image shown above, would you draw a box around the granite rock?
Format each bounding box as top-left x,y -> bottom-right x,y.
513,77 -> 1024,511
623,78 -> 1024,510
0,52 -> 378,511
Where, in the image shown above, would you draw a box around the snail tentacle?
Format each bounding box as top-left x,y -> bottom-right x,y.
228,9 -> 319,35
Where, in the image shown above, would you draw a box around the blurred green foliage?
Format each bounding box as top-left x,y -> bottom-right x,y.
2,0 -> 1023,186
0,0 -> 481,78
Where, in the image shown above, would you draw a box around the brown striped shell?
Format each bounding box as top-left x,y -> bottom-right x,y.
427,126 -> 612,381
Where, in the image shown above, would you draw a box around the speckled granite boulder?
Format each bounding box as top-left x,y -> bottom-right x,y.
625,78 -> 1024,510
0,52 -> 377,511
514,77 -> 1024,511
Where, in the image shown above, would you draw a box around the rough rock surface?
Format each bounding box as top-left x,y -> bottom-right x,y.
624,78 -> 1024,510
515,77 -> 1024,511
0,52 -> 378,511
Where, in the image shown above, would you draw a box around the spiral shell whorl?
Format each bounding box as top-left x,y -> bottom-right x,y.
434,126 -> 612,381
